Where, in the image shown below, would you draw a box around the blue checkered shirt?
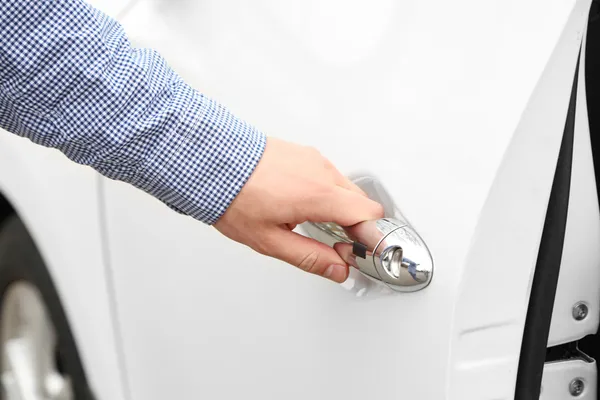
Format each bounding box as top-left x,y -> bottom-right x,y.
0,0 -> 267,224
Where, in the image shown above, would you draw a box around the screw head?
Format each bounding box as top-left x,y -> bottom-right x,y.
572,302 -> 589,321
569,378 -> 585,396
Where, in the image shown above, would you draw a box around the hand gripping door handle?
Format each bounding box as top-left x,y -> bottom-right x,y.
301,177 -> 434,293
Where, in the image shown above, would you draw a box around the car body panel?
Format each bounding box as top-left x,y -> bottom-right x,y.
0,1 -> 595,399
448,3 -> 592,397
545,20 -> 600,347
0,136 -> 127,400
97,1 -> 589,399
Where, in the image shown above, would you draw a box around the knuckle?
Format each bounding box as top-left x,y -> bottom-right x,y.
304,182 -> 333,202
305,146 -> 322,160
306,145 -> 320,154
316,182 -> 335,197
297,251 -> 320,274
373,202 -> 385,217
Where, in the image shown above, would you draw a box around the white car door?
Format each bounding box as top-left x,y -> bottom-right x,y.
99,1 -> 594,399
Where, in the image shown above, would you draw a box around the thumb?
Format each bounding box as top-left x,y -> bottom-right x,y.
266,227 -> 349,283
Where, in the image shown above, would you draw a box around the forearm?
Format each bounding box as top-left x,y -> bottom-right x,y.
0,0 -> 266,224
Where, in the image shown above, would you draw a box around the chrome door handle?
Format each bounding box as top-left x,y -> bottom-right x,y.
303,218 -> 434,292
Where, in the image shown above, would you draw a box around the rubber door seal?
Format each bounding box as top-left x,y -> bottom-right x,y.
514,53 -> 579,399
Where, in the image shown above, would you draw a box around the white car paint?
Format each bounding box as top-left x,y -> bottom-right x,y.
448,3 -> 591,397
547,21 -> 600,347
0,139 -> 127,400
540,358 -> 597,399
101,1 -> 590,400
0,0 -> 596,399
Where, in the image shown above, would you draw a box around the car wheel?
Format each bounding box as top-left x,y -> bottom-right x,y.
0,215 -> 92,400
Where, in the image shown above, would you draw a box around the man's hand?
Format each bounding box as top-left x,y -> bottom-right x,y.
214,137 -> 384,283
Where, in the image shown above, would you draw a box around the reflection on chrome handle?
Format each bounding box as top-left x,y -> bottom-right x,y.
303,218 -> 434,293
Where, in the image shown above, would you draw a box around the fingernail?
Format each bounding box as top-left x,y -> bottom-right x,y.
324,264 -> 347,282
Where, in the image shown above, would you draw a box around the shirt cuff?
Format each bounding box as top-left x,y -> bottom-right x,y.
132,86 -> 267,225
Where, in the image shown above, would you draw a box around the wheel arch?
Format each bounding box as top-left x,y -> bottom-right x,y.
0,134 -> 128,400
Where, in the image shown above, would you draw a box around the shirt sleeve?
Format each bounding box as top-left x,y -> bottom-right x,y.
0,0 -> 266,225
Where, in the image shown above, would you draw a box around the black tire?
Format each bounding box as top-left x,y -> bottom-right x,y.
0,215 -> 93,400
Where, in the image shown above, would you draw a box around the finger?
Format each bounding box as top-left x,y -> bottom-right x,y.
337,176 -> 368,197
323,159 -> 367,196
266,227 -> 349,283
333,242 -> 358,269
306,187 -> 384,226
344,219 -> 387,249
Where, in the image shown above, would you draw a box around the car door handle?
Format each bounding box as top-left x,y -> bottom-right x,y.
302,175 -> 434,292
302,218 -> 434,292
